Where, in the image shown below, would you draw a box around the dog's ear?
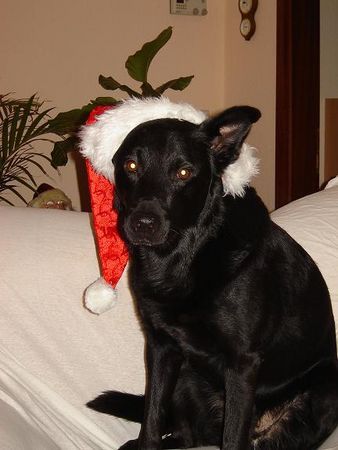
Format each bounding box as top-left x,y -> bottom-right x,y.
200,106 -> 261,166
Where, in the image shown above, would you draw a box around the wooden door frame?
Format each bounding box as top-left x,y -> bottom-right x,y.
275,0 -> 320,208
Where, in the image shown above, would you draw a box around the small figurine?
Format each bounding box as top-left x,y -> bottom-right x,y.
28,183 -> 73,210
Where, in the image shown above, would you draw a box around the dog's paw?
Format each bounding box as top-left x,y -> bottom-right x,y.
118,439 -> 138,450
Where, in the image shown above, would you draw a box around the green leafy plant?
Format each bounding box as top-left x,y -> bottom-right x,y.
49,26 -> 194,167
0,94 -> 57,205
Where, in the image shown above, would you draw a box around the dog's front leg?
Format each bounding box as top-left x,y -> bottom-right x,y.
222,353 -> 260,450
138,334 -> 182,450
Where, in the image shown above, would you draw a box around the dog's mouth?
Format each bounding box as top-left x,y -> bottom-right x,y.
127,237 -> 164,247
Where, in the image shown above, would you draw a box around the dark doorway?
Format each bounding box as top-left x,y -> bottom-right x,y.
275,0 -> 319,208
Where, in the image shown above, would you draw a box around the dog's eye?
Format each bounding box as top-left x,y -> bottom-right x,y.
124,160 -> 138,174
177,168 -> 192,181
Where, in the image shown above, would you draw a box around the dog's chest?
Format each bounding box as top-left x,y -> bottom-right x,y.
132,243 -> 256,360
155,306 -> 229,362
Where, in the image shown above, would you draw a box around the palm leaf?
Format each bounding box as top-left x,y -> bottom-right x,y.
15,95 -> 35,149
0,195 -> 15,206
6,185 -> 29,204
8,106 -> 20,154
16,163 -> 37,186
22,107 -> 53,143
0,94 -> 18,121
1,116 -> 9,160
10,174 -> 37,191
0,94 -> 57,205
28,151 -> 53,164
25,154 -> 51,175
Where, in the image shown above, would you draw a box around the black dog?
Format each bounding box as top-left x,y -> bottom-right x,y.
87,106 -> 338,449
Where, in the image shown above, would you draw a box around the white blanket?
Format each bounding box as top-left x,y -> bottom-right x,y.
0,346 -> 133,450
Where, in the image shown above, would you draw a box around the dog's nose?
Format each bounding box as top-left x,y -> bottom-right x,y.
132,213 -> 159,235
125,201 -> 169,246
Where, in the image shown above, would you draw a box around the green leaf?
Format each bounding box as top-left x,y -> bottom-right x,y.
98,75 -> 122,91
0,94 -> 57,202
2,117 -> 9,160
16,163 -> 37,186
90,97 -> 119,106
8,106 -> 20,154
156,75 -> 194,94
99,75 -> 141,98
6,185 -> 29,204
22,107 -> 54,143
51,136 -> 77,167
140,82 -> 160,97
48,106 -> 93,135
0,195 -> 15,206
49,98 -> 119,137
28,151 -> 53,164
25,155 -> 50,175
15,95 -> 35,147
126,26 -> 173,83
11,174 -> 37,191
27,110 -> 54,138
15,95 -> 35,149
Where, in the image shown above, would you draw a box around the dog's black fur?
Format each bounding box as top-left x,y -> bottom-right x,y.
87,106 -> 338,449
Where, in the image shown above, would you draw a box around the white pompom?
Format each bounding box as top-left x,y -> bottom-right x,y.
84,277 -> 117,314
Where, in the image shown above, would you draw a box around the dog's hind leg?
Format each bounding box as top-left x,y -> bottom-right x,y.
161,434 -> 194,449
253,365 -> 338,450
253,392 -> 315,450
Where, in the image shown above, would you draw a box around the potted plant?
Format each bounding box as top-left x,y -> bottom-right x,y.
0,94 -> 57,205
49,26 -> 194,168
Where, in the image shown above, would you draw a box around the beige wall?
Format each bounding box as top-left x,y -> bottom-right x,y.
224,0 -> 276,210
2,0 -> 276,210
320,0 -> 338,184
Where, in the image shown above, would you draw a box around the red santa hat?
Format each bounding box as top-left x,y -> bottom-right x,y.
79,97 -> 259,314
79,97 -> 207,314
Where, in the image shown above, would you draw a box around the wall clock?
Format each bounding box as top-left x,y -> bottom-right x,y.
238,0 -> 258,41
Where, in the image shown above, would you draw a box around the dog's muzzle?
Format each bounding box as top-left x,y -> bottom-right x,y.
124,200 -> 169,246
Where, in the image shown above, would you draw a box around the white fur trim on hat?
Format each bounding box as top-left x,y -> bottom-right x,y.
78,97 -> 207,182
221,143 -> 259,197
84,277 -> 117,314
79,97 -> 259,198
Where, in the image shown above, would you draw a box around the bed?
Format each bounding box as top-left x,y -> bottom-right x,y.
1,178 -> 337,450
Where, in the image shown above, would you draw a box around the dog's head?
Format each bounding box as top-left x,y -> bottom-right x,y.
112,106 -> 260,248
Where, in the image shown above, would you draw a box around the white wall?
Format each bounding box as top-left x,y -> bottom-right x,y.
2,0 -> 277,210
